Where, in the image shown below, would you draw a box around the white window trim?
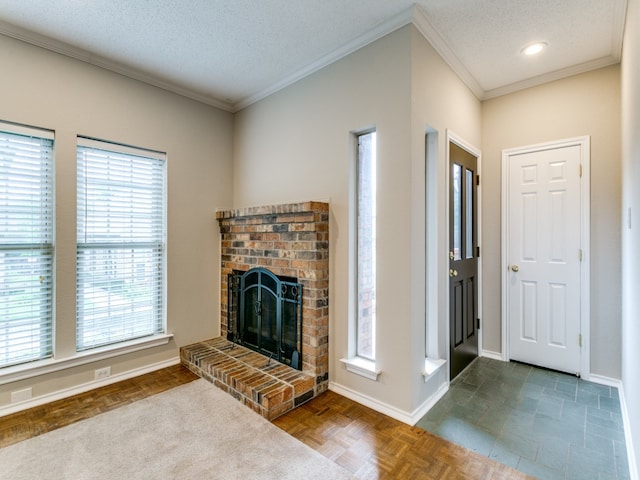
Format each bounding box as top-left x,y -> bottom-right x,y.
343,127 -> 380,380
423,126 -> 447,382
0,120 -> 54,140
340,356 -> 381,381
422,357 -> 446,381
0,120 -> 55,368
0,333 -> 173,386
76,136 -> 167,351
355,129 -> 376,361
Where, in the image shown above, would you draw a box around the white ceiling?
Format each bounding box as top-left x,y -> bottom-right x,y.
0,0 -> 628,112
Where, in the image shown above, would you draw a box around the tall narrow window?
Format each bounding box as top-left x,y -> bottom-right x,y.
0,123 -> 54,368
356,131 -> 376,360
76,138 -> 166,351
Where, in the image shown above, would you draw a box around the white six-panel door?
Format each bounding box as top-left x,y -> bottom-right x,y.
503,139 -> 588,375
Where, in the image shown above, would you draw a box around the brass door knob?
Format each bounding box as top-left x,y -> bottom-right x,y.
511,264 -> 519,272
449,269 -> 458,277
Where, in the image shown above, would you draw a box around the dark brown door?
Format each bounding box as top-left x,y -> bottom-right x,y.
449,142 -> 478,379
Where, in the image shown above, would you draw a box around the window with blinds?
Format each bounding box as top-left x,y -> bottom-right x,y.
76,138 -> 166,351
0,123 -> 54,368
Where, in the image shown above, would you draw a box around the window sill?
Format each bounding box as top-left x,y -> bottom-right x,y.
422,357 -> 446,382
340,356 -> 381,381
0,334 -> 173,386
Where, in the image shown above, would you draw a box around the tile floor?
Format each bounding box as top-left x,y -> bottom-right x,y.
416,357 -> 630,480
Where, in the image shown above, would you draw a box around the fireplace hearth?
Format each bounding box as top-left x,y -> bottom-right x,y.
180,201 -> 330,420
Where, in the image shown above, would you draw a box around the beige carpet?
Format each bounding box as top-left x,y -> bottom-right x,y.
0,379 -> 355,480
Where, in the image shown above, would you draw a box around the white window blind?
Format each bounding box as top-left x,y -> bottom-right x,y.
76,138 -> 166,351
0,123 -> 54,368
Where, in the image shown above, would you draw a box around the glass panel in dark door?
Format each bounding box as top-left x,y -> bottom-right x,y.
449,142 -> 479,379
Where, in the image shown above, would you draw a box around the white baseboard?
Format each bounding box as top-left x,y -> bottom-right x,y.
481,350 -> 505,361
328,380 -> 448,426
618,382 -> 638,480
328,382 -> 414,424
409,381 -> 449,425
587,373 -> 621,388
587,374 -> 637,480
0,357 -> 180,418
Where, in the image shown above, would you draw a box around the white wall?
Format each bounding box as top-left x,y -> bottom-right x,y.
621,0 -> 640,475
0,34 -> 233,408
482,65 -> 622,379
233,25 -> 481,418
409,28 -> 482,409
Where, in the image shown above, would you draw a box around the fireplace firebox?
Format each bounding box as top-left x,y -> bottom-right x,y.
228,267 -> 303,370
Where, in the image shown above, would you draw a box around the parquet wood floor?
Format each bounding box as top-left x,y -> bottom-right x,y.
1,366 -> 532,479
274,390 -> 534,480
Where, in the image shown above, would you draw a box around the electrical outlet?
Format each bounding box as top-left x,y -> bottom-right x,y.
11,387 -> 32,403
94,367 -> 111,380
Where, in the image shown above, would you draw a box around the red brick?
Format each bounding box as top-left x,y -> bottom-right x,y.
217,202 -> 330,397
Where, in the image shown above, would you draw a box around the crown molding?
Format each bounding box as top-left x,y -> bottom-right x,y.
0,1 -> 627,112
234,6 -> 416,111
0,20 -> 235,112
87,56 -> 235,112
236,3 -> 492,110
409,2 -> 627,102
0,19 -> 91,63
2,8 -> 485,112
612,0 -> 629,60
410,5 -> 484,99
482,55 -> 620,101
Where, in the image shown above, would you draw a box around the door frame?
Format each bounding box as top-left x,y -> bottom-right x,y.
501,136 -> 591,378
446,130 -> 482,380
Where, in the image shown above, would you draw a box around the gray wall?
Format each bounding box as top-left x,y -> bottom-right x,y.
234,25 -> 482,417
482,65 -> 622,379
0,16 -> 633,466
0,34 -> 233,408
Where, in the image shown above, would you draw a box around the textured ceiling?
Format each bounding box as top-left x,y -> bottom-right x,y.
0,0 -> 627,111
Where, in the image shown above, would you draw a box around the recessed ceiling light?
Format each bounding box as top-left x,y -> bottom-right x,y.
521,42 -> 548,56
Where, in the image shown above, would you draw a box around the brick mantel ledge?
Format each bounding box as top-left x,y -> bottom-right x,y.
215,201 -> 329,220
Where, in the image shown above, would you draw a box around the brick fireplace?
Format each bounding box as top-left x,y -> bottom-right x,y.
180,201 -> 329,419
